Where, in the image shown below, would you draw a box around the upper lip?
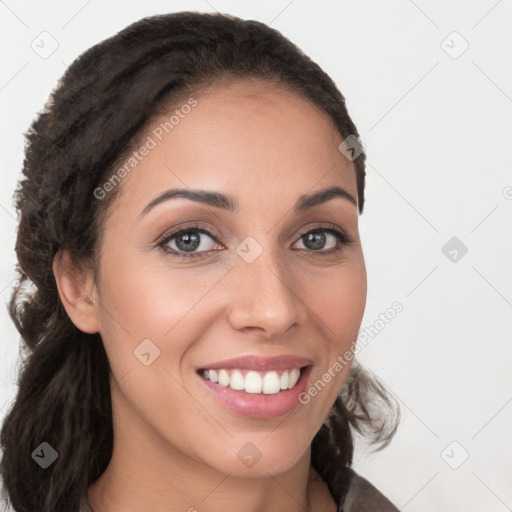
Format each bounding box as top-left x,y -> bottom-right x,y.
198,355 -> 313,372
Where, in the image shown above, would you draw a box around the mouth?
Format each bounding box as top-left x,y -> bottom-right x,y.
196,361 -> 313,419
197,366 -> 307,394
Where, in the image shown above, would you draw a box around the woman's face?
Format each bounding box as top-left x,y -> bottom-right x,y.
89,78 -> 367,476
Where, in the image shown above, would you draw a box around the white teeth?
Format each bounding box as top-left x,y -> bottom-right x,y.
244,371 -> 262,393
201,368 -> 304,394
229,370 -> 245,391
288,368 -> 300,389
262,371 -> 281,394
280,371 -> 289,390
218,369 -> 230,387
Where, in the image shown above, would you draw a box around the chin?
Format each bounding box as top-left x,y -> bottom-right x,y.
200,433 -> 311,478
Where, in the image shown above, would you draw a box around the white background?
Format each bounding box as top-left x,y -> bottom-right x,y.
1,1 -> 511,511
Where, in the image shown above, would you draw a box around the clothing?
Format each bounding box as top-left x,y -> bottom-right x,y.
79,467 -> 399,511
342,468 -> 399,511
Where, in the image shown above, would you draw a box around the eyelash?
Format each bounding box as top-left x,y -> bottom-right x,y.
156,223 -> 354,260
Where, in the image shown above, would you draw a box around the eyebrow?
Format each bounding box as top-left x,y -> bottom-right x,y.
138,185 -> 357,218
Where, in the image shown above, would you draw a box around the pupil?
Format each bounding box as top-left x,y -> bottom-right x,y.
305,232 -> 325,250
177,232 -> 200,252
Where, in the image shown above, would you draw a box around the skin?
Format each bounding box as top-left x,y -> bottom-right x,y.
53,77 -> 367,512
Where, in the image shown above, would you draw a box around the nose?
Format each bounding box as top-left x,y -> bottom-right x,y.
225,245 -> 304,340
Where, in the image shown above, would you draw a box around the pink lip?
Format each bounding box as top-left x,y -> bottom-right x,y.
197,355 -> 313,372
198,365 -> 313,418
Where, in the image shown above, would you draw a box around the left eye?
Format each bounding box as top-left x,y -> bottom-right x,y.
157,224 -> 352,259
293,229 -> 342,251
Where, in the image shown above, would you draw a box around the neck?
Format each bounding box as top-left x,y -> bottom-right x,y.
88,454 -> 332,512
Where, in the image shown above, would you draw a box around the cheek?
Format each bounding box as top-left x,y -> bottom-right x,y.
309,259 -> 367,349
300,259 -> 366,408
95,253 -> 230,374
100,261 -> 211,333
94,254 -> 222,441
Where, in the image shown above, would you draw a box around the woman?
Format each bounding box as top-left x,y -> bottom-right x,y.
1,11 -> 400,512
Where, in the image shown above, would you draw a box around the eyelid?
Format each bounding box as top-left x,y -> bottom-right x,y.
154,222 -> 219,247
295,223 -> 353,245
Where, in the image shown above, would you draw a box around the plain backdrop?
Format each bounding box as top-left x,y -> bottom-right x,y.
1,1 -> 511,511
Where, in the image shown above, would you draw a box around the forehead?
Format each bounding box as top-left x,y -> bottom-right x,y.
109,77 -> 357,217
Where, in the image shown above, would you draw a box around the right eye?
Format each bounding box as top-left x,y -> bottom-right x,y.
157,224 -> 223,260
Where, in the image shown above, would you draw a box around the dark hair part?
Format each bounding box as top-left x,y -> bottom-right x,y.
1,11 -> 399,511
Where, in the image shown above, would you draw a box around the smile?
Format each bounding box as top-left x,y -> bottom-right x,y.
197,364 -> 313,419
199,368 -> 302,395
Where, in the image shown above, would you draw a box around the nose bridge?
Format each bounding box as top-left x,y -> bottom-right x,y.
226,236 -> 301,337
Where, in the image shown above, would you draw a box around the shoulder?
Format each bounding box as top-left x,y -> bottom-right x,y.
340,468 -> 399,512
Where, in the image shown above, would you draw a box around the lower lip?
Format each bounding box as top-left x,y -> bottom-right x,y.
198,366 -> 312,419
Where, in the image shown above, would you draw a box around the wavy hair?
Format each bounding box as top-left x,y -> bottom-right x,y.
0,11 -> 399,511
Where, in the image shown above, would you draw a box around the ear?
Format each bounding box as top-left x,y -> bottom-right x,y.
52,250 -> 100,334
